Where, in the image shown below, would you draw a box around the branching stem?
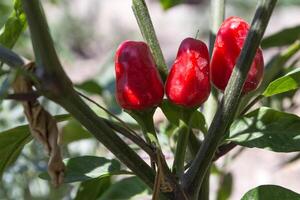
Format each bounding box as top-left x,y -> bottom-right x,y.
182,1 -> 277,199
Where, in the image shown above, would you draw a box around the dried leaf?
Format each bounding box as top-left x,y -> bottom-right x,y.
12,62 -> 65,186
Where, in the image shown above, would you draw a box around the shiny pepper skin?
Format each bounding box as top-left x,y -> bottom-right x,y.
211,16 -> 264,93
165,38 -> 210,108
115,41 -> 164,110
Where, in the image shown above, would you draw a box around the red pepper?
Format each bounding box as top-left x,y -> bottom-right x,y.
165,38 -> 210,108
210,16 -> 264,93
115,40 -> 164,110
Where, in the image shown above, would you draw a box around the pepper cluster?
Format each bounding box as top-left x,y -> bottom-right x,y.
115,16 -> 263,111
114,16 -> 264,178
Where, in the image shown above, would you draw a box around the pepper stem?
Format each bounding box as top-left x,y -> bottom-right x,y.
128,109 -> 161,149
172,108 -> 194,178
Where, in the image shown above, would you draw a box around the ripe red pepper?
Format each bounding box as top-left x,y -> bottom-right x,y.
115,40 -> 164,110
210,16 -> 264,93
165,38 -> 210,108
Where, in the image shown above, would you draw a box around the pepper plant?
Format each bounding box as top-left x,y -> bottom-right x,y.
1,0 -> 300,199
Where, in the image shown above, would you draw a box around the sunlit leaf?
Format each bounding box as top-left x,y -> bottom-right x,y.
241,185 -> 300,200
263,68 -> 300,97
228,107 -> 300,152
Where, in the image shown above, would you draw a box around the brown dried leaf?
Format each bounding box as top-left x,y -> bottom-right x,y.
12,62 -> 65,186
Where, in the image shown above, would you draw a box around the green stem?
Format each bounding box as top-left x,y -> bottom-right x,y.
199,2 -> 225,198
182,1 -> 277,199
209,0 -> 225,55
188,130 -> 202,157
132,0 -> 168,81
128,109 -> 161,148
127,109 -> 189,199
172,110 -> 192,178
21,0 -> 73,98
55,91 -> 158,189
198,168 -> 210,200
204,0 -> 225,126
188,130 -> 210,200
0,45 -> 26,68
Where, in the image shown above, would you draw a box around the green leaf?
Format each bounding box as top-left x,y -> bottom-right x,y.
75,80 -> 103,95
160,99 -> 207,133
0,123 -> 32,178
190,110 -> 207,133
75,177 -> 111,200
0,0 -> 27,48
39,156 -> 131,183
217,173 -> 233,200
263,68 -> 300,97
261,25 -> 300,49
0,114 -> 70,178
99,176 -> 149,200
160,0 -> 183,10
228,107 -> 300,152
160,99 -> 181,125
241,185 -> 300,200
62,119 -> 91,144
54,114 -> 71,121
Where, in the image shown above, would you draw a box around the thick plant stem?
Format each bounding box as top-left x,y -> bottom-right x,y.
172,110 -> 192,178
132,0 -> 168,81
182,1 -> 277,199
21,0 -> 73,97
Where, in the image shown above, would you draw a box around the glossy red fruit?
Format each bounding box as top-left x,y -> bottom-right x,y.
165,38 -> 210,108
115,41 -> 164,110
210,16 -> 264,93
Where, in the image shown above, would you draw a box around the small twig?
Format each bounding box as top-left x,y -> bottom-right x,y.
77,91 -> 140,138
103,118 -> 154,157
4,91 -> 40,101
195,29 -> 200,40
240,95 -> 263,116
0,45 -> 26,68
77,91 -> 158,166
213,143 -> 237,161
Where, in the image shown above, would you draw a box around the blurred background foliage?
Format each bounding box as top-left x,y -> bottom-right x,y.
0,0 -> 300,199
